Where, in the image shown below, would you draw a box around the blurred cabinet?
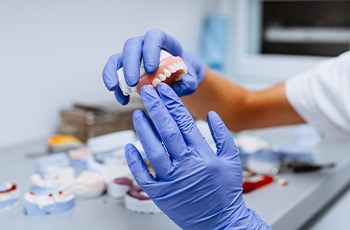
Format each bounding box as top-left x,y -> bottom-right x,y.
230,0 -> 350,85
262,1 -> 350,57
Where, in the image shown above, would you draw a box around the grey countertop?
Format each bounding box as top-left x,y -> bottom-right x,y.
0,126 -> 349,230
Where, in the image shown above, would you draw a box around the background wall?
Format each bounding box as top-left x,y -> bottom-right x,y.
0,0 -> 209,148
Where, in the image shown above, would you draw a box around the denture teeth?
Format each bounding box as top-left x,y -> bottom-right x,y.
168,65 -> 176,73
174,63 -> 181,70
159,73 -> 166,81
152,78 -> 161,87
181,62 -> 188,70
164,69 -> 171,77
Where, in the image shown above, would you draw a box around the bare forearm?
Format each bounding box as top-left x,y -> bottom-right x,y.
182,68 -> 305,131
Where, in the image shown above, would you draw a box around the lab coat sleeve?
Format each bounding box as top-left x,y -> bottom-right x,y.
285,51 -> 350,140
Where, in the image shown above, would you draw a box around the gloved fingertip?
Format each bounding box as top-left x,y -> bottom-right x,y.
125,77 -> 139,87
144,63 -> 158,74
207,111 -> 220,123
157,82 -> 171,93
114,88 -> 130,105
124,143 -> 136,163
102,69 -> 118,91
132,109 -> 145,121
125,143 -> 135,153
170,83 -> 183,97
140,84 -> 156,97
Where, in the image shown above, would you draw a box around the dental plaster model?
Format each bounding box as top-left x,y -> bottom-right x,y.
87,153 -> 132,183
125,186 -> 161,214
117,50 -> 188,96
108,177 -> 134,199
29,167 -> 75,194
0,182 -> 19,212
108,177 -> 161,214
36,153 -> 71,175
70,171 -> 106,198
68,148 -> 91,174
23,190 -> 75,215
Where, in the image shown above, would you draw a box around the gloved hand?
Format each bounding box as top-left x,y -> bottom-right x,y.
125,83 -> 271,230
102,28 -> 205,105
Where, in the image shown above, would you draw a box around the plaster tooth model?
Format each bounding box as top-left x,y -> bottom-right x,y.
29,166 -> 75,194
36,153 -> 71,175
108,177 -> 161,214
87,152 -> 132,183
70,171 -> 106,198
108,177 -> 134,199
125,186 -> 162,214
0,182 -> 20,212
68,148 -> 91,174
23,190 -> 75,215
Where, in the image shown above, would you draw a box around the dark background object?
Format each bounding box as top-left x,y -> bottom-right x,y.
261,1 -> 350,56
60,98 -> 144,141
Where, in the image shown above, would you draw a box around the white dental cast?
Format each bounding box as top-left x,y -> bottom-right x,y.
24,191 -> 74,209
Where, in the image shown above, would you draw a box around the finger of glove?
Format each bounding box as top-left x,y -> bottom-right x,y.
171,70 -> 198,97
157,83 -> 204,147
143,29 -> 183,73
207,111 -> 239,161
133,110 -> 173,179
102,53 -> 122,91
125,143 -> 155,187
122,36 -> 144,87
114,87 -> 130,105
140,85 -> 188,161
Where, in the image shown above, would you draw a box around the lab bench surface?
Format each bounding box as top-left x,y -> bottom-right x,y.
0,126 -> 350,230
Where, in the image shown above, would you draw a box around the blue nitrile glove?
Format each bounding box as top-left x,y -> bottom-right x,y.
125,83 -> 271,230
102,28 -> 205,105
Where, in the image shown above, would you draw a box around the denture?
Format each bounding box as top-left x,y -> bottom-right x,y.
0,182 -> 19,212
70,171 -> 106,198
23,190 -> 75,215
118,50 -> 188,96
108,177 -> 134,199
125,186 -> 161,214
29,167 -> 75,194
107,176 -> 161,214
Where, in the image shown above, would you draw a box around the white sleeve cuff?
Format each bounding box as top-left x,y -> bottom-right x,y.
285,71 -> 346,141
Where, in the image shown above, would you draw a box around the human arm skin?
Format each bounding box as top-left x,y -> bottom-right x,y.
182,68 -> 306,131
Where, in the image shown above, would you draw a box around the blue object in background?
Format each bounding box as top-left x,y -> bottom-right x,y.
200,14 -> 229,73
36,153 -> 70,175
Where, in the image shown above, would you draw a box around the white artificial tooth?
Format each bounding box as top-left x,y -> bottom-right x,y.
180,62 -> 187,70
164,69 -> 171,77
152,78 -> 161,87
168,65 -> 176,73
174,63 -> 181,70
159,73 -> 166,81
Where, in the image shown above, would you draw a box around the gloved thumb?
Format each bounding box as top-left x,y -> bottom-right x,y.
207,111 -> 239,161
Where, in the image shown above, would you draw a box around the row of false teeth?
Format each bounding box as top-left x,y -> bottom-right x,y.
151,61 -> 187,87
